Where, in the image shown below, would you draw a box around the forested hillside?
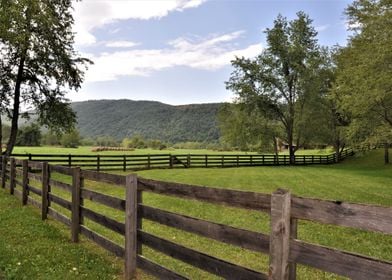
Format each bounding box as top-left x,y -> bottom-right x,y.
71,100 -> 221,143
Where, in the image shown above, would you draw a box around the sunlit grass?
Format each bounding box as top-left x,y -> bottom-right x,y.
1,149 -> 390,279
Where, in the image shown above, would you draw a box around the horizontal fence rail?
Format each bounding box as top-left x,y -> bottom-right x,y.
0,153 -> 390,280
10,148 -> 355,172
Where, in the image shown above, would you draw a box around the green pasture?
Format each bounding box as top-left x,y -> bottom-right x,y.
0,149 -> 391,279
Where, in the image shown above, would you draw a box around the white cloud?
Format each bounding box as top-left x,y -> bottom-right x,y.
73,0 -> 207,46
84,31 -> 262,82
315,24 -> 330,32
105,41 -> 139,48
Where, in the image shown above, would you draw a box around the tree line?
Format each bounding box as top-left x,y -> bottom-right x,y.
219,0 -> 391,163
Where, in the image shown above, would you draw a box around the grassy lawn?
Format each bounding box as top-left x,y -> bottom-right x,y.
0,188 -> 123,279
1,148 -> 390,279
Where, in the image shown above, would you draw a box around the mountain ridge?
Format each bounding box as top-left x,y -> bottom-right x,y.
71,99 -> 222,143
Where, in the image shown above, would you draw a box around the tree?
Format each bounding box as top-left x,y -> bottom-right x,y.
226,12 -> 327,163
15,123 -> 41,146
0,0 -> 91,155
41,130 -> 61,146
333,0 -> 392,163
61,130 -> 81,148
218,103 -> 282,153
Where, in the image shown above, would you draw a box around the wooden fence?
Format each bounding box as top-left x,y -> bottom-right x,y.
11,148 -> 355,172
1,155 -> 391,279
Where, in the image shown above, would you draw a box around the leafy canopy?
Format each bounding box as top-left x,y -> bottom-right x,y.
0,0 -> 91,154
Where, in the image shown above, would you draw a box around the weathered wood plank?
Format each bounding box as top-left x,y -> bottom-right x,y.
28,172 -> 43,182
41,162 -> 49,220
15,179 -> 23,187
81,207 -> 125,235
10,158 -> 15,195
15,168 -> 23,176
81,169 -> 125,186
71,167 -> 81,242
49,165 -> 72,175
137,255 -> 188,280
80,225 -> 125,258
289,239 -> 392,280
81,188 -> 125,211
28,161 -> 43,169
22,160 -> 28,205
289,218 -> 298,280
140,204 -> 269,254
48,193 -> 72,210
139,230 -> 267,280
137,190 -> 143,255
49,179 -> 72,192
291,196 -> 392,234
269,189 -> 291,280
125,174 -> 138,280
138,178 -> 271,212
27,196 -> 41,208
47,207 -> 71,226
28,185 -> 42,196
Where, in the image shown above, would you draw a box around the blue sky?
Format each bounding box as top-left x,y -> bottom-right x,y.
70,0 -> 353,105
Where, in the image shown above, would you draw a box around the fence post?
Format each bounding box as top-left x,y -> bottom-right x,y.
125,174 -> 138,279
22,160 -> 28,205
269,189 -> 291,280
97,155 -> 100,172
187,154 -> 191,168
71,167 -> 81,242
68,154 -> 72,167
169,155 -> 173,169
221,155 -> 224,168
1,156 -> 6,189
250,155 -> 253,166
41,162 -> 49,220
123,155 -> 127,172
205,155 -> 208,168
147,155 -> 151,169
10,158 -> 15,195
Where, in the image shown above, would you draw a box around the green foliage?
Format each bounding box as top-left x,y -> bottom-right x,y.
41,131 -> 61,146
333,0 -> 392,150
15,123 -> 41,146
95,136 -> 119,147
61,130 -> 81,148
72,100 -> 220,143
226,12 -> 329,161
0,0 -> 91,154
218,103 -> 282,153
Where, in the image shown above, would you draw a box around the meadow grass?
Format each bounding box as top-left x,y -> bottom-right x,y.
0,188 -> 123,279
1,148 -> 391,279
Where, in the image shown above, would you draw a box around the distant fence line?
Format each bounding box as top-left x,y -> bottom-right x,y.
0,156 -> 391,279
11,148 -> 355,172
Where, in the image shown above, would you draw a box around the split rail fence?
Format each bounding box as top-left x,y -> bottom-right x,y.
11,148 -> 354,172
1,155 -> 391,279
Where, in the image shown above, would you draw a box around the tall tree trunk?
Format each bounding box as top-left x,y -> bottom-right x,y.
5,54 -> 26,156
